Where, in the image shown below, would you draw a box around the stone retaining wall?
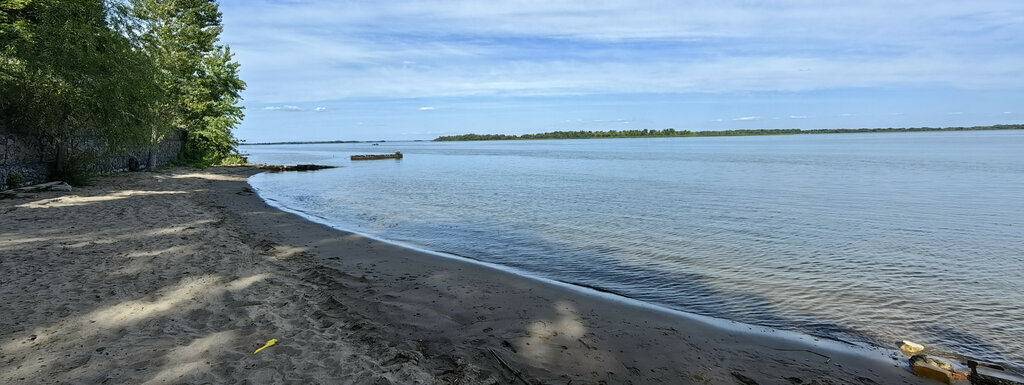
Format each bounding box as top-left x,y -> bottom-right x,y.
0,125 -> 182,190
0,129 -> 56,190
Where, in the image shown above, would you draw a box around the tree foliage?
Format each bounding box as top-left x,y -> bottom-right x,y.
1,0 -> 166,176
127,0 -> 245,165
0,0 -> 244,178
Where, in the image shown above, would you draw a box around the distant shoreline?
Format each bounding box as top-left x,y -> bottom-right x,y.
238,124 -> 1022,145
434,124 -> 1023,141
241,139 -> 399,146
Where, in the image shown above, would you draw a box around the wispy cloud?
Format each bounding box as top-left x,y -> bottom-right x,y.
264,105 -> 304,111
948,111 -> 964,115
221,1 -> 1024,103
225,1 -> 1024,142
314,106 -> 328,112
733,116 -> 760,121
419,106 -> 435,111
1003,111 -> 1012,114
563,118 -> 632,125
789,115 -> 807,119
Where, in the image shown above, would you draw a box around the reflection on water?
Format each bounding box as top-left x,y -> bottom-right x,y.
245,131 -> 1024,374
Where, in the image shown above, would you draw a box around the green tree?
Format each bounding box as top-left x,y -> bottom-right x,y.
128,0 -> 245,166
1,0 -> 166,178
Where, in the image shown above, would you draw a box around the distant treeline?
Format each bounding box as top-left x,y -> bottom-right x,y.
243,140 -> 367,145
433,124 -> 1024,142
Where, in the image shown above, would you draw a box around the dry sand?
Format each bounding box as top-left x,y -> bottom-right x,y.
0,166 -> 934,384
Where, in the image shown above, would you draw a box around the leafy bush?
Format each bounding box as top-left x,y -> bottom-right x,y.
218,153 -> 248,165
4,173 -> 22,190
58,151 -> 95,186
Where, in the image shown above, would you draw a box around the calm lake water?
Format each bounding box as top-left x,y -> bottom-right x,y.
244,130 -> 1024,373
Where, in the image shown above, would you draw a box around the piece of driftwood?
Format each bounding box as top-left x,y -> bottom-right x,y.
968,360 -> 1024,385
1,181 -> 66,198
488,348 -> 531,385
1,181 -> 61,193
257,164 -> 338,172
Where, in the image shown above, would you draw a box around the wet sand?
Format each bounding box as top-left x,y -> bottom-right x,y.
0,166 -> 932,384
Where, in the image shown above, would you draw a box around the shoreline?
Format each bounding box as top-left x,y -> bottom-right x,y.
1,166 -> 934,384
261,189 -> 889,352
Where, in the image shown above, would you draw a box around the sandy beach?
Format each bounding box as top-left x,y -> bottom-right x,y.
1,166 -> 934,384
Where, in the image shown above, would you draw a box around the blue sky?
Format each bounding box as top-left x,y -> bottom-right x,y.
218,0 -> 1024,142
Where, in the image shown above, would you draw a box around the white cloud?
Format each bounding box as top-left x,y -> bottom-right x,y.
710,119 -> 724,122
220,1 -> 1024,104
564,118 -> 631,125
235,49 -> 1024,103
224,1 -> 1024,46
733,116 -> 760,121
264,105 -> 303,111
419,106 -> 435,111
1003,111 -> 1012,114
789,115 -> 807,119
592,119 -> 630,124
948,111 -> 964,115
314,106 -> 328,112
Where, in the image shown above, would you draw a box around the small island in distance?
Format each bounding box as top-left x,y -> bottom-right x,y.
434,124 -> 1023,142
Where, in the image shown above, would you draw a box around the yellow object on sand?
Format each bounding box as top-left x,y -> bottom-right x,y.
253,339 -> 278,354
901,340 -> 925,355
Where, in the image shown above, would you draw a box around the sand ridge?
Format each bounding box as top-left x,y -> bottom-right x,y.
1,166 -> 932,384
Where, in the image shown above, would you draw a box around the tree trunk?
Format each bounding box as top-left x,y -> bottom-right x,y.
55,139 -> 65,178
147,127 -> 156,171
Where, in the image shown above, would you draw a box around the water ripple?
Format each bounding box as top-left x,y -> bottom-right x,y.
246,131 -> 1024,375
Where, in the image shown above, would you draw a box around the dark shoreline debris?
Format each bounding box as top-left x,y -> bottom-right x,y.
257,164 -> 338,172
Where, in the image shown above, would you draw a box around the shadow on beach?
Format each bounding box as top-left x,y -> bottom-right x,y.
0,166 -> 943,384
